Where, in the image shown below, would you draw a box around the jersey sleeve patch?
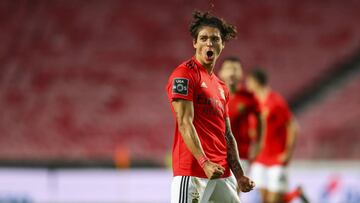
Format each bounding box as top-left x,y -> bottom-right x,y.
172,78 -> 189,96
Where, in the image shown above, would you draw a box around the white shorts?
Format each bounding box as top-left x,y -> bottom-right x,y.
171,175 -> 241,203
250,162 -> 287,193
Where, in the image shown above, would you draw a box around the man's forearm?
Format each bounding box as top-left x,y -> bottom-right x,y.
253,114 -> 265,154
256,114 -> 264,144
285,120 -> 298,157
256,114 -> 264,141
172,100 -> 206,160
225,118 -> 244,178
178,122 -> 206,160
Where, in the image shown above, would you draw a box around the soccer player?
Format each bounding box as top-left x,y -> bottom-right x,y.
218,57 -> 264,172
246,69 -> 302,203
166,11 -> 255,203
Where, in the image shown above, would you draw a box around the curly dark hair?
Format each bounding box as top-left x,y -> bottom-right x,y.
189,10 -> 237,42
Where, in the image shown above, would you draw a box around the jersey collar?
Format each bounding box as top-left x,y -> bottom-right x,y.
192,56 -> 214,77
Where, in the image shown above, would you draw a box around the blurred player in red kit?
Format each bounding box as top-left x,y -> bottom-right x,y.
218,57 -> 264,172
166,11 -> 255,203
246,69 -> 309,203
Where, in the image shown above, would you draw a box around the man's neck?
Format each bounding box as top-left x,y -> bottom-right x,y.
203,63 -> 215,75
256,87 -> 270,102
195,55 -> 215,74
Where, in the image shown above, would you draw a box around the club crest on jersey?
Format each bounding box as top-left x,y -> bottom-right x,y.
172,78 -> 189,96
218,87 -> 225,100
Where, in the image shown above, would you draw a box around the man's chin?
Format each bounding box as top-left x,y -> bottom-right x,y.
197,55 -> 216,66
204,60 -> 214,64
203,57 -> 215,64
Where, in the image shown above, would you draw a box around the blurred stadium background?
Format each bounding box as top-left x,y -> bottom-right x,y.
0,0 -> 359,202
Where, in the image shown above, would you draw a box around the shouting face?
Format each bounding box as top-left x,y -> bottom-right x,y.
193,26 -> 224,68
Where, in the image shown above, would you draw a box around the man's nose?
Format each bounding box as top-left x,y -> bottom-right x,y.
206,39 -> 213,46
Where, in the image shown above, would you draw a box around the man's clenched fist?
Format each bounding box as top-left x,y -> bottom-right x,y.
237,175 -> 255,192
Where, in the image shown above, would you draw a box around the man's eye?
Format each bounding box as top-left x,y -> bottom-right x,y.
200,37 -> 207,41
213,37 -> 220,42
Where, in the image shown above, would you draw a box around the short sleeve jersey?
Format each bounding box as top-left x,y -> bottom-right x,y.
255,91 -> 292,166
166,57 -> 231,178
228,86 -> 260,160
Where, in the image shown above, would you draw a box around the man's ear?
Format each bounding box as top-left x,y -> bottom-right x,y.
193,39 -> 197,48
222,41 -> 225,49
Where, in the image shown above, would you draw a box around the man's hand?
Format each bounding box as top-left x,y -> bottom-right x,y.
278,152 -> 291,165
237,175 -> 255,193
202,161 -> 225,179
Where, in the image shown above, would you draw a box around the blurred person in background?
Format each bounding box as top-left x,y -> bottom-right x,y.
218,57 -> 264,172
166,11 -> 255,203
246,69 -> 308,203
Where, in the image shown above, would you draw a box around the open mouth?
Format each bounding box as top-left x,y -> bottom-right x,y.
206,50 -> 214,58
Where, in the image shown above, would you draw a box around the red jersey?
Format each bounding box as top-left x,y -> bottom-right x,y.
228,86 -> 260,160
166,57 -> 231,178
255,90 -> 292,166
